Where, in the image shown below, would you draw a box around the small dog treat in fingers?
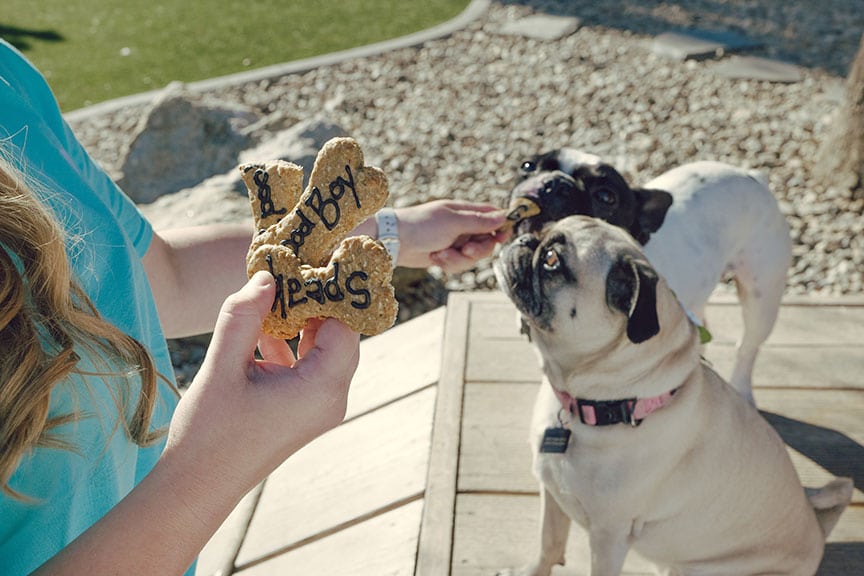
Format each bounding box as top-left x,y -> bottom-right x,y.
499,196 -> 542,233
239,160 -> 305,233
248,236 -> 398,339
247,137 -> 389,267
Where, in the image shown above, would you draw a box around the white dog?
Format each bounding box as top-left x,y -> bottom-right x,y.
507,150 -> 793,404
493,216 -> 852,576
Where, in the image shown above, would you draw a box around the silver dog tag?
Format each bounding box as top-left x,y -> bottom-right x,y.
540,427 -> 571,454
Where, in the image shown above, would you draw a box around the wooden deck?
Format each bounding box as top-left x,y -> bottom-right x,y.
197,292 -> 864,576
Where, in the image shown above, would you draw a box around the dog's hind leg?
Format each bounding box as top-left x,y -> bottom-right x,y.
497,489 -> 570,576
728,255 -> 788,405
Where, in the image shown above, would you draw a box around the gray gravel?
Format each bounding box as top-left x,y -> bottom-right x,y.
70,0 -> 864,301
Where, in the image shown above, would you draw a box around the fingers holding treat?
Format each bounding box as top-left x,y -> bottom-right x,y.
248,137 -> 390,267
247,237 -> 398,340
499,196 -> 542,234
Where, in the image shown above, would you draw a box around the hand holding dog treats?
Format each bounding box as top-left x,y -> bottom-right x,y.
241,137 -> 398,339
499,196 -> 541,234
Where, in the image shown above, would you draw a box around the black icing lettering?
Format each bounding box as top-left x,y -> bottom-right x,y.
254,169 -> 287,221
281,208 -> 316,256
346,271 -> 371,309
324,262 -> 345,302
304,165 -> 361,231
266,254 -> 287,319
305,278 -> 325,304
306,185 -> 341,230
333,164 -> 361,208
286,278 -> 307,308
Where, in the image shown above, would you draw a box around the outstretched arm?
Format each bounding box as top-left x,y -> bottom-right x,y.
353,200 -> 510,273
143,201 -> 509,338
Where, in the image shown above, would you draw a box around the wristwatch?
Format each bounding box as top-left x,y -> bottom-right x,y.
375,207 -> 400,265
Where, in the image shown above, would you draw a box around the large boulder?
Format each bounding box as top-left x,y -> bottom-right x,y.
138,117 -> 348,230
117,82 -> 258,203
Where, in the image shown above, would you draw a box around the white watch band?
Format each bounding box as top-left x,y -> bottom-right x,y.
375,207 -> 400,265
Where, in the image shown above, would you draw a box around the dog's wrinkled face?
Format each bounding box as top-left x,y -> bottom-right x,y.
494,215 -> 660,367
509,149 -> 673,244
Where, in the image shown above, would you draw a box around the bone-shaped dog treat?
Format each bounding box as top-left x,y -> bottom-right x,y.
240,160 -> 305,233
247,236 -> 398,339
241,137 -> 398,338
499,196 -> 542,233
247,137 -> 389,268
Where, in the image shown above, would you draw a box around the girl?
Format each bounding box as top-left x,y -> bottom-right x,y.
1,37 -> 508,574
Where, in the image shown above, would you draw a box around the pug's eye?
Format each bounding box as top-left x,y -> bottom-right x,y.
543,249 -> 561,271
520,161 -> 537,175
593,186 -> 617,206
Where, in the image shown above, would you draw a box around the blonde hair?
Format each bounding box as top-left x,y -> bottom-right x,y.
0,157 -> 164,499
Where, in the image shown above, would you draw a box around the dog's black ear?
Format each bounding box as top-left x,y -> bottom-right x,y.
606,255 -> 660,343
631,188 -> 673,244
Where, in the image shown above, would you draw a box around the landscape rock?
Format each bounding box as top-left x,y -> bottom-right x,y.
117,82 -> 258,204
139,117 -> 349,230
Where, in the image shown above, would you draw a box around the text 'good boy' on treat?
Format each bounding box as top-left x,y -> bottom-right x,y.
241,137 -> 398,339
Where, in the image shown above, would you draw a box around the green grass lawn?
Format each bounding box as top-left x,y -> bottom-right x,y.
2,0 -> 469,111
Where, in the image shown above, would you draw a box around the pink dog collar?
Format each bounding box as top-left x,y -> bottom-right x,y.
553,387 -> 680,427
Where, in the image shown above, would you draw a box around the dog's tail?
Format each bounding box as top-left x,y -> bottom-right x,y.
805,477 -> 854,538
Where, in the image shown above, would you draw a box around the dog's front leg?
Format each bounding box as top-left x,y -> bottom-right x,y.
497,488 -> 570,576
588,527 -> 630,576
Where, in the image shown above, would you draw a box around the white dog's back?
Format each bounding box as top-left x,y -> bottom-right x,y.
642,161 -> 792,400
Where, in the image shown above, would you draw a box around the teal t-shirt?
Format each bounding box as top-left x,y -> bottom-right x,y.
0,40 -> 187,574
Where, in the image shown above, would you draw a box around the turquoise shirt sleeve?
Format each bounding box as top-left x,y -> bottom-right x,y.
0,39 -> 189,576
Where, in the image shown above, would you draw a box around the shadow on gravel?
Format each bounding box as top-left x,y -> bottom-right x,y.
499,0 -> 863,76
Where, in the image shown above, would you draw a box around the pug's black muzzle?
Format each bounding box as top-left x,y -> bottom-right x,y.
509,171 -> 590,236
493,234 -> 553,330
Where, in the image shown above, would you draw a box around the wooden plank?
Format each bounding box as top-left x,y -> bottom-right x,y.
467,338 -> 542,383
415,293 -> 472,576
451,495 -> 863,576
346,307 -> 445,420
704,302 -> 864,346
459,382 -> 538,493
465,292 -> 864,349
236,500 -> 424,576
457,386 -> 864,503
451,494 -> 656,576
756,389 -> 864,504
235,387 -> 435,566
463,293 -> 864,346
819,505 -> 864,575
705,345 -> 864,390
469,297 -> 523,340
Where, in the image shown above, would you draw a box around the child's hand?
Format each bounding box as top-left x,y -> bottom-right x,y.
164,271 -> 360,491
396,200 -> 510,273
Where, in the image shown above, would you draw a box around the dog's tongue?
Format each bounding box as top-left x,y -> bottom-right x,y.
499,196 -> 541,233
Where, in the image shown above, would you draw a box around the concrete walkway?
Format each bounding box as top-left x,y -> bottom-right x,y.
197,291 -> 863,575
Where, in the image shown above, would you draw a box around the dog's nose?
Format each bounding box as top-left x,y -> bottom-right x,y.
516,171 -> 579,200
